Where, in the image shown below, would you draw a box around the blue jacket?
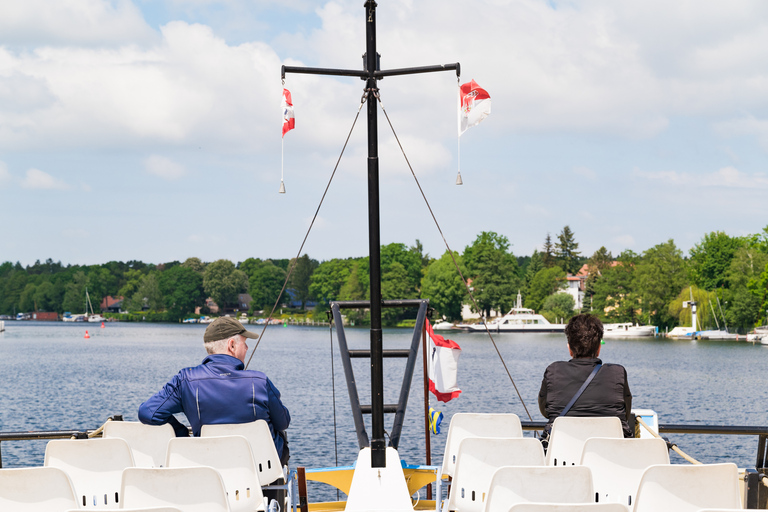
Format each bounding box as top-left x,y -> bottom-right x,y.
138,354 -> 291,457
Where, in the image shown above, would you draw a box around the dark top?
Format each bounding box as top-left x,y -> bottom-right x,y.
538,357 -> 633,437
138,354 -> 291,457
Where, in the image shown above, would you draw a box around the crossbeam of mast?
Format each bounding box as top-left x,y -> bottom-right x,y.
282,0 -> 459,469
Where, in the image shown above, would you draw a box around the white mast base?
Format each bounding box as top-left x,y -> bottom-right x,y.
344,447 -> 413,512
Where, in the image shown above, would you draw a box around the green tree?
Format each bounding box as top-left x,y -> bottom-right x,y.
62,271 -> 89,313
592,251 -> 638,322
33,281 -> 57,311
203,259 -> 249,313
525,266 -> 566,312
288,254 -> 318,310
182,257 -> 205,273
381,261 -> 416,325
129,272 -> 164,311
541,292 -> 576,322
19,283 -> 37,312
338,262 -> 369,325
689,231 -> 745,290
421,251 -> 468,322
309,258 -> 357,305
581,247 -> 614,313
158,265 -> 205,320
723,246 -> 768,330
634,240 -> 688,328
463,232 -> 522,317
542,233 -> 555,268
244,259 -> 287,311
555,225 -> 582,274
381,242 -> 422,296
524,250 -> 544,290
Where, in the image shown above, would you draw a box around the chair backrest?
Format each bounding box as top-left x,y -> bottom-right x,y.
579,437 -> 669,506
545,417 -> 623,466
166,436 -> 264,512
201,420 -> 284,485
0,466 -> 79,512
44,438 -> 135,509
484,466 -> 594,512
446,438 -> 545,512
66,508 -> 183,512
103,421 -> 175,468
441,413 -> 523,478
121,467 -> 231,512
632,463 -> 741,512
508,504 -> 630,512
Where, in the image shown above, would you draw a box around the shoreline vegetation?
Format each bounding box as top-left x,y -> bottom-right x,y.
2,226 -> 768,332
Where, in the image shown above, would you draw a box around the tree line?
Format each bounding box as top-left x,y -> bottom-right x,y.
1,225 -> 767,331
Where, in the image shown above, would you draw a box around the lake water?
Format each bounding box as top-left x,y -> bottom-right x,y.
1,321 -> 766,500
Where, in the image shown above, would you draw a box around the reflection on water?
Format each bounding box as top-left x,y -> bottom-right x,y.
1,321 -> 767,498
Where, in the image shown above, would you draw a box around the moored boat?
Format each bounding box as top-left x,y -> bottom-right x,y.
602,323 -> 657,338
457,292 -> 565,333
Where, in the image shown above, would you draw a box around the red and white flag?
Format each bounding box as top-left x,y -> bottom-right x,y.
282,88 -> 295,137
458,79 -> 491,136
426,319 -> 462,402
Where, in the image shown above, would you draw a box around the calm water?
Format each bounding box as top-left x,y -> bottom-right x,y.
1,321 -> 767,499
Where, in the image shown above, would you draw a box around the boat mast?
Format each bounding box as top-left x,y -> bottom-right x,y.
282,0 -> 459,468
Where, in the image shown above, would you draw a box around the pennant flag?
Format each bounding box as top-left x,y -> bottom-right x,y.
426,318 -> 462,402
458,79 -> 491,136
282,88 -> 295,137
429,407 -> 444,435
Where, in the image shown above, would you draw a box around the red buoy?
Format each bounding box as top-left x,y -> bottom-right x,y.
101,322 -> 105,328
84,330 -> 90,339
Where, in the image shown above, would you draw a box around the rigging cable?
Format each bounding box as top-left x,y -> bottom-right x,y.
374,91 -> 534,422
245,92 -> 368,370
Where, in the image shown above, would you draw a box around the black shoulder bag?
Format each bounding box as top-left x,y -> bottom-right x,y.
540,363 -> 602,451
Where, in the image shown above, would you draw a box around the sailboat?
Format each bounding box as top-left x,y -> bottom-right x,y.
85,288 -> 106,323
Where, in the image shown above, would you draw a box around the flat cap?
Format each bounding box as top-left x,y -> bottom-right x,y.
204,316 -> 259,343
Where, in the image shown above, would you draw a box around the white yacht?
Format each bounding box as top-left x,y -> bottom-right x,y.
602,322 -> 657,338
458,292 -> 566,333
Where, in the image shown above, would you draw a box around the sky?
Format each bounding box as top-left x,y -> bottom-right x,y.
1,0 -> 768,267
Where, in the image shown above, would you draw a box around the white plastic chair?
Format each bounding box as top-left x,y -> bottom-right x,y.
508,504 -> 629,512
66,508 -> 183,512
441,413 -> 523,478
545,417 -> 623,466
166,435 -> 265,512
121,466 -> 231,512
579,437 -> 669,507
103,421 -> 175,468
483,466 -> 594,512
632,463 -> 741,512
201,420 -> 285,485
44,438 -> 135,509
445,438 -> 545,512
0,466 -> 79,511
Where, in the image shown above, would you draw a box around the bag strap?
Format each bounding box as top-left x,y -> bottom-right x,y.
560,363 -> 602,417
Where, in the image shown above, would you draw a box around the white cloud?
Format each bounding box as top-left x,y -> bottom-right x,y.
573,166 -> 597,180
0,161 -> 12,187
714,115 -> 768,153
20,168 -> 69,190
0,0 -> 155,47
614,234 -> 635,248
61,228 -> 90,238
632,165 -> 768,189
145,155 -> 186,180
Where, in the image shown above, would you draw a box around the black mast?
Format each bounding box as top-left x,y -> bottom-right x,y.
282,0 -> 459,468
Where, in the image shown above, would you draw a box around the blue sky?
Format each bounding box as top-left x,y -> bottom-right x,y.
1,0 -> 768,267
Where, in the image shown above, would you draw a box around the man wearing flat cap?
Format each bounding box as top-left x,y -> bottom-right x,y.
139,316 -> 291,463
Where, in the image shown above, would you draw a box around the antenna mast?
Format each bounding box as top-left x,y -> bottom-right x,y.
282,1 -> 459,467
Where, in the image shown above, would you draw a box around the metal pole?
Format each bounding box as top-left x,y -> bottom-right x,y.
364,0 -> 386,469
422,319 -> 432,499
